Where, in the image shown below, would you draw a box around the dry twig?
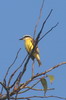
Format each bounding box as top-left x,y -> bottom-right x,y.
34,0 -> 45,39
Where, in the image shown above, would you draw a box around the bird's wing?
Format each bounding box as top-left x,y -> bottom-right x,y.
31,39 -> 39,54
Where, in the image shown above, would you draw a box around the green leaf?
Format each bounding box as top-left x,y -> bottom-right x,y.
40,78 -> 48,94
47,75 -> 54,84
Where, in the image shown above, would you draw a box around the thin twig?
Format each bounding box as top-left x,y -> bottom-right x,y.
1,48 -> 21,93
5,48 -> 21,80
18,80 -> 40,94
34,0 -> 45,39
39,22 -> 59,42
32,62 -> 66,79
24,87 -> 55,91
14,72 -> 23,100
10,95 -> 66,99
19,87 -> 54,94
32,60 -> 35,77
19,62 -> 66,90
37,9 -> 53,40
0,82 -> 10,100
8,54 -> 28,87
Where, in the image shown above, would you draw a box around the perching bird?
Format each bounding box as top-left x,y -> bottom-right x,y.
19,35 -> 42,66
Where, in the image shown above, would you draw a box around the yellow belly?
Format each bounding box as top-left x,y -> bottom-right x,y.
25,39 -> 33,53
24,39 -> 40,61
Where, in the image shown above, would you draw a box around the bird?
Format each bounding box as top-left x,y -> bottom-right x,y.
19,35 -> 42,66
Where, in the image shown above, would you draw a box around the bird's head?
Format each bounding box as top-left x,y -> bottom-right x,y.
19,35 -> 32,41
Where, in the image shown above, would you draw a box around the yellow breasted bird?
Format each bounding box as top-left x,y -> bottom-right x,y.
19,35 -> 42,66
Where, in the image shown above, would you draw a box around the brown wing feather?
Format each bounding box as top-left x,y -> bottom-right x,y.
31,39 -> 39,54
30,38 -> 41,66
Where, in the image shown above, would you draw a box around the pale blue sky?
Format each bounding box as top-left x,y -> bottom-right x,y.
0,0 -> 66,100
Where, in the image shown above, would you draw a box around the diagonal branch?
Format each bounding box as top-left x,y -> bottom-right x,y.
1,48 -> 21,93
37,9 -> 53,40
8,54 -> 28,87
38,22 -> 59,42
19,80 -> 40,94
19,62 -> 66,90
34,0 -> 45,39
5,48 -> 21,80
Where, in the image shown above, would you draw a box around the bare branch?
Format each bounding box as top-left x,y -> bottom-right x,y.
19,62 -> 66,90
5,48 -> 21,80
0,62 -> 66,100
1,48 -> 21,93
10,95 -> 66,99
32,60 -> 35,77
24,86 -> 55,91
0,82 -> 10,100
37,9 -> 53,40
39,22 -> 59,42
19,80 -> 40,94
32,62 -> 66,79
8,54 -> 28,87
34,0 -> 45,39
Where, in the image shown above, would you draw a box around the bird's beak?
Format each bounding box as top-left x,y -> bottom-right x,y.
19,37 -> 23,40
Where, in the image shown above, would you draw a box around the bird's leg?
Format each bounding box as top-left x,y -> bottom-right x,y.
32,60 -> 35,77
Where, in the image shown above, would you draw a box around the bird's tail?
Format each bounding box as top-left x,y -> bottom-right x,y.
37,59 -> 42,66
34,53 -> 42,66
